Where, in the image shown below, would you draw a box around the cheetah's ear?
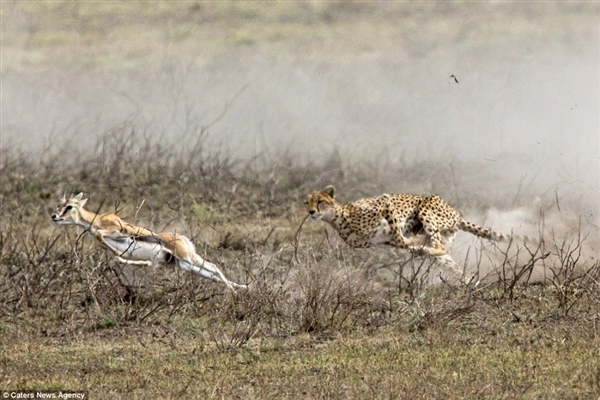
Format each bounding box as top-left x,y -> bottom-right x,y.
323,185 -> 336,199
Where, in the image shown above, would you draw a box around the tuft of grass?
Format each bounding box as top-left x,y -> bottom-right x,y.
90,318 -> 118,331
189,200 -> 219,225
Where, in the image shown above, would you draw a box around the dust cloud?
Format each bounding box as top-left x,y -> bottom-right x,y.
2,3 -> 599,252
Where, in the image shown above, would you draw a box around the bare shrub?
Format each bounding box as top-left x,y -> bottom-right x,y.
1,122 -> 598,360
290,247 -> 379,333
401,286 -> 475,332
81,257 -> 230,327
0,219 -> 69,325
483,238 -> 550,301
542,226 -> 600,316
205,288 -> 270,350
203,248 -> 298,349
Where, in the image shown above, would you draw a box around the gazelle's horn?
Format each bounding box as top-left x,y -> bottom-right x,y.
61,190 -> 66,201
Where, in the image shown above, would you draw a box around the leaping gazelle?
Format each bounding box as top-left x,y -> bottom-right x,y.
51,193 -> 247,290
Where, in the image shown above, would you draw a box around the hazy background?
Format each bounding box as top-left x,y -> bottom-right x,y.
2,2 -> 599,229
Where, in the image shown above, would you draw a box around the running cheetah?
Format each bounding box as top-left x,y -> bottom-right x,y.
304,185 -> 513,260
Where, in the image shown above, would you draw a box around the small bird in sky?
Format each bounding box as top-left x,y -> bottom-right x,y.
450,74 -> 459,83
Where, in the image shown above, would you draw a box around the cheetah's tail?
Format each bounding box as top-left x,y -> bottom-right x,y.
457,218 -> 533,243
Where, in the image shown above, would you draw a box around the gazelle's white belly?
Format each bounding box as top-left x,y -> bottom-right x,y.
103,235 -> 170,262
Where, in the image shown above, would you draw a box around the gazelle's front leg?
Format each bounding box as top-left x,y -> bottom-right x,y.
113,255 -> 154,267
94,230 -> 154,267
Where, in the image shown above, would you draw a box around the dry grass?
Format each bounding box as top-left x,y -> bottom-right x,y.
4,1 -> 596,72
1,125 -> 599,398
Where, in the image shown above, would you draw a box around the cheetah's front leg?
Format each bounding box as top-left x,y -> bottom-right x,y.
408,230 -> 448,257
387,218 -> 427,252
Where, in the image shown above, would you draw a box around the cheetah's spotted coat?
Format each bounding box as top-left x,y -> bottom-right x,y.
305,185 -> 512,259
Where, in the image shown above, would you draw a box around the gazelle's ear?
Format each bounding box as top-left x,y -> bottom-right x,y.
324,185 -> 335,198
74,192 -> 84,201
79,198 -> 88,208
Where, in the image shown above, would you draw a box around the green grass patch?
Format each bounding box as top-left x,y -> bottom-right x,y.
2,325 -> 598,398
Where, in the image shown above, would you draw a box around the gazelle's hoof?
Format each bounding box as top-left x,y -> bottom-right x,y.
229,282 -> 249,291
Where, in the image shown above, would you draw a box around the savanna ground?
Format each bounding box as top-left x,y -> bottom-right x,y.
2,2 -> 600,399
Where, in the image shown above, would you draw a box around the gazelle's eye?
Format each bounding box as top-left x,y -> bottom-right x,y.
65,205 -> 73,211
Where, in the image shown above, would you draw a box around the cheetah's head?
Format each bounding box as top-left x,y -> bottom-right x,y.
304,185 -> 337,222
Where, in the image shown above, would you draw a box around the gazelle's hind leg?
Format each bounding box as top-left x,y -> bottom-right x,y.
435,253 -> 461,275
177,255 -> 247,290
441,232 -> 456,253
428,231 -> 473,284
434,254 -> 476,285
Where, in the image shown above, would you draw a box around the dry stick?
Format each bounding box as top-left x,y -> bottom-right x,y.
449,162 -> 461,206
260,226 -> 277,247
74,196 -> 107,258
522,237 -> 548,284
134,198 -> 146,223
205,83 -> 250,130
293,214 -> 309,264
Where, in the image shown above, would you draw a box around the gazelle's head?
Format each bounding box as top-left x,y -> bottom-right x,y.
51,192 -> 88,226
304,185 -> 337,222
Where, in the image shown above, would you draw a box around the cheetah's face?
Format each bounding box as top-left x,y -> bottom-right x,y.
304,186 -> 336,222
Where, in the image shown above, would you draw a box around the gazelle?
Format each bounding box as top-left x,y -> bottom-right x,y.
51,193 -> 247,290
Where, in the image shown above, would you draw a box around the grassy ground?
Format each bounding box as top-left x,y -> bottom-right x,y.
2,2 -> 600,399
3,321 -> 599,399
1,127 -> 599,398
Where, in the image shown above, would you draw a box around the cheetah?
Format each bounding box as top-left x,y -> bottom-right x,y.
304,185 -> 514,262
